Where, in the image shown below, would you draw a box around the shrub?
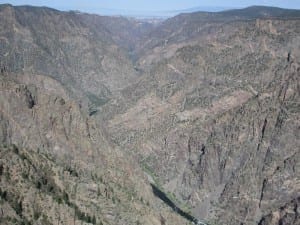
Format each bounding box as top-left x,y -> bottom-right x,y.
62,191 -> 69,204
33,210 -> 41,220
0,164 -> 3,176
14,200 -> 23,216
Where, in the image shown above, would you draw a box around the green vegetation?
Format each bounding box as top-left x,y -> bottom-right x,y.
0,144 -> 103,225
14,200 -> 23,216
87,92 -> 110,116
140,160 -> 159,185
88,92 -> 109,107
33,210 -> 41,220
0,188 -> 7,201
141,161 -> 194,220
64,166 -> 79,177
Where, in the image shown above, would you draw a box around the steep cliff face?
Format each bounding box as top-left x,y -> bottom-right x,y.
194,61 -> 299,224
0,4 -> 299,225
0,73 -> 104,161
0,143 -> 191,225
0,4 -> 142,113
0,73 -> 189,225
104,12 -> 300,225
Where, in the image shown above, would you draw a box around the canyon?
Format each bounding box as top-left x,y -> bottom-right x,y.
0,4 -> 299,225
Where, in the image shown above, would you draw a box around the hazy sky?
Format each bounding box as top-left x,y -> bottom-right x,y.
1,0 -> 300,13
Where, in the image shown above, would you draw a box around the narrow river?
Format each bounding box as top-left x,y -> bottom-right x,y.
150,184 -> 208,225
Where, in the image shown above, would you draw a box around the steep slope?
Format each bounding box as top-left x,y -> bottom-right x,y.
0,73 -> 190,225
0,143 -> 191,225
135,6 -> 300,66
0,4 -> 142,113
77,13 -> 156,55
103,9 -> 300,225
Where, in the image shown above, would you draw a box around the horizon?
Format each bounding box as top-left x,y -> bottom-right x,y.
1,1 -> 300,17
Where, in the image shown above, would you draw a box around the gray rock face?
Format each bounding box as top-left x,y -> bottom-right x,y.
0,4 -> 140,111
0,73 -> 189,225
104,12 -> 300,225
0,4 -> 299,225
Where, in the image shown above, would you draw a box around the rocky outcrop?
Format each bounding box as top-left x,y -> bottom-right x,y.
0,4 -> 141,113
258,197 -> 300,225
103,11 -> 300,225
0,73 -> 191,225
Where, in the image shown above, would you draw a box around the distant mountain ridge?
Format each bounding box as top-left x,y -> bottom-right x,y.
51,5 -> 300,19
177,5 -> 300,21
2,4 -> 300,19
218,5 -> 300,18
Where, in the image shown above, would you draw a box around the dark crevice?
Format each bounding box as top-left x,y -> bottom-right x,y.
261,118 -> 268,140
198,144 -> 206,167
274,109 -> 287,131
258,217 -> 266,225
259,178 -> 267,208
200,145 -> 206,156
257,118 -> 268,152
25,88 -> 36,109
287,52 -> 291,62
